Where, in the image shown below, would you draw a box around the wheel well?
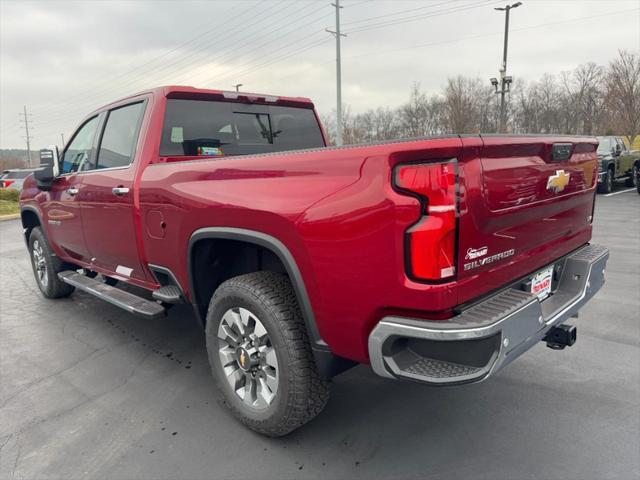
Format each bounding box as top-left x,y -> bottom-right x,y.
190,238 -> 288,323
21,209 -> 40,241
189,232 -> 358,379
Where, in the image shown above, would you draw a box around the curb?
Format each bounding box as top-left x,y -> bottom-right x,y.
0,213 -> 20,222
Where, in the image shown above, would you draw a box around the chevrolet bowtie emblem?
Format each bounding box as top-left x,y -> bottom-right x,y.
547,170 -> 570,193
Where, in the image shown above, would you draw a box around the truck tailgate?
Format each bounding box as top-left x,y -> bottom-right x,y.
456,135 -> 598,304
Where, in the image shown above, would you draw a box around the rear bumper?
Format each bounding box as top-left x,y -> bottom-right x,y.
368,243 -> 609,386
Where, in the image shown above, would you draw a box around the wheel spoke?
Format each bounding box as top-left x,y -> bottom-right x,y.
239,307 -> 254,334
218,324 -> 240,346
264,368 -> 278,394
254,320 -> 267,340
243,377 -> 256,406
265,347 -> 278,369
226,368 -> 244,391
219,345 -> 236,367
258,377 -> 275,405
230,309 -> 246,336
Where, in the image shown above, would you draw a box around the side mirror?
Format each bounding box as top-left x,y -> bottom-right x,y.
35,145 -> 60,190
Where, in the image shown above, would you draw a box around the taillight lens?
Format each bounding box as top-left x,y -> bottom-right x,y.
395,161 -> 458,281
1,180 -> 15,188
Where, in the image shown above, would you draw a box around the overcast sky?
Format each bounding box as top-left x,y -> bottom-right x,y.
1,0 -> 638,149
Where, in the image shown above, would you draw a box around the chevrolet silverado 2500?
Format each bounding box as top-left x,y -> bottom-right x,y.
20,86 -> 609,436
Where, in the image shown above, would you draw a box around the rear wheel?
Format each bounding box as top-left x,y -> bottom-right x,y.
28,227 -> 74,298
598,167 -> 613,194
205,271 -> 330,437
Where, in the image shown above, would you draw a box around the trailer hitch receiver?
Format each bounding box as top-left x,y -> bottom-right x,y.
544,324 -> 577,350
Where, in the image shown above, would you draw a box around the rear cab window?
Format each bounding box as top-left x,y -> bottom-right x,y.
160,99 -> 325,158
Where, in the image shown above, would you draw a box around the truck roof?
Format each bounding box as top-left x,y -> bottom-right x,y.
91,85 -> 315,115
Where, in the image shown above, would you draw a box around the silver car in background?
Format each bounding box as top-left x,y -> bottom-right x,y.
0,168 -> 38,191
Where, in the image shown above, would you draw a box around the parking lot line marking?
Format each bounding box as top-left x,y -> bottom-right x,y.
602,188 -> 636,197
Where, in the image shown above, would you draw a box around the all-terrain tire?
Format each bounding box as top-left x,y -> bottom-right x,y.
28,227 -> 74,298
598,167 -> 613,194
626,164 -> 638,188
205,271 -> 330,437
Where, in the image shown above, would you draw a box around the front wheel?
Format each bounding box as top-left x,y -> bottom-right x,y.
205,271 -> 330,437
28,227 -> 74,298
627,164 -> 639,188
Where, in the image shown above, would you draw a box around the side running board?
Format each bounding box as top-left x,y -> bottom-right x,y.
58,270 -> 166,319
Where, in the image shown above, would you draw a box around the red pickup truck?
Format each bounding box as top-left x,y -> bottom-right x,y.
20,86 -> 608,436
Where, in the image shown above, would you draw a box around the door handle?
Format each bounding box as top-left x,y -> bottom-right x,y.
66,187 -> 79,196
112,187 -> 130,196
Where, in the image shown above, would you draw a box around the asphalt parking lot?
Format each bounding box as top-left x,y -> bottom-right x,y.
1,187 -> 638,480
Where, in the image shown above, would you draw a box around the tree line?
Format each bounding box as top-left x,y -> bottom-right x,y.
321,50 -> 640,147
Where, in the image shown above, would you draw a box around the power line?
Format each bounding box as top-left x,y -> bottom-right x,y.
31,4 -> 332,130
344,0 -> 495,34
341,7 -> 640,62
184,4 -> 331,86
32,2 -> 326,128
342,0 -> 452,26
31,0 -> 287,118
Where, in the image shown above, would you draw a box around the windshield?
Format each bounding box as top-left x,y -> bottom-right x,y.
597,137 -> 614,154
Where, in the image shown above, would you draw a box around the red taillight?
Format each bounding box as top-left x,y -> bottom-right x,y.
395,161 -> 458,281
1,180 -> 15,188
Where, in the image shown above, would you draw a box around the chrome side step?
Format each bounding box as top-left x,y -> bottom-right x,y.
152,285 -> 183,304
58,271 -> 165,319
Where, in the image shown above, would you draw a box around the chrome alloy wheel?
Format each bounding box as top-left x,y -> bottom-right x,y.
32,239 -> 48,288
217,307 -> 279,410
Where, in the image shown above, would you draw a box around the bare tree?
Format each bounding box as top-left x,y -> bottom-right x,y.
318,51 -> 639,143
604,50 -> 640,145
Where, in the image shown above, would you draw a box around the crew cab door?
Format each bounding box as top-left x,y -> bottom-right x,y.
79,100 -> 149,282
616,137 -> 634,176
41,115 -> 100,262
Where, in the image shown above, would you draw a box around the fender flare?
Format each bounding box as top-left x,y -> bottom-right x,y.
188,227 -> 325,349
20,205 -> 45,244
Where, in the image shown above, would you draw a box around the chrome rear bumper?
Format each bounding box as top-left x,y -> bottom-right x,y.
368,243 -> 609,385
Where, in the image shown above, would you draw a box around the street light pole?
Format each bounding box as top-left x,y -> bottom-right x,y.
233,83 -> 243,92
492,2 -> 522,133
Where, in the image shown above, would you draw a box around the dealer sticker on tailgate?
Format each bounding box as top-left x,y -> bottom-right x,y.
531,266 -> 553,301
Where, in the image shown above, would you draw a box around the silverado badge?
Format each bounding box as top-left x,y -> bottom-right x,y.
546,170 -> 570,193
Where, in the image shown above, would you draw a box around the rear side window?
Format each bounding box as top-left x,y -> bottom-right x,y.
96,102 -> 146,169
160,99 -> 324,157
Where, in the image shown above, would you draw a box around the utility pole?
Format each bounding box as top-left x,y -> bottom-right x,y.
490,2 -> 522,133
61,133 -> 65,146
233,83 -> 243,92
19,105 -> 34,167
326,0 -> 346,146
